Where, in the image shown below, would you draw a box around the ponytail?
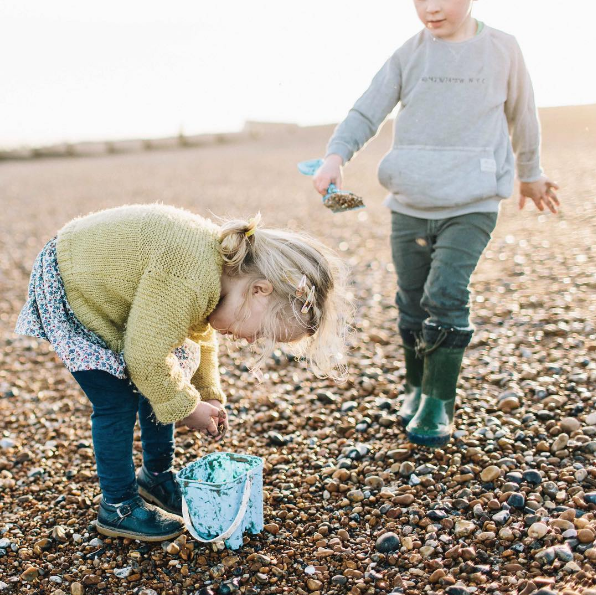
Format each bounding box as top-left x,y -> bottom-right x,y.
218,213 -> 261,274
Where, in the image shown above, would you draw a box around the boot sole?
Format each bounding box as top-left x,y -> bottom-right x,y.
138,485 -> 181,516
398,416 -> 413,427
407,431 -> 451,448
96,521 -> 184,542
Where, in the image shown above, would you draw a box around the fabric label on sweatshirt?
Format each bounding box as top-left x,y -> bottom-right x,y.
480,158 -> 497,173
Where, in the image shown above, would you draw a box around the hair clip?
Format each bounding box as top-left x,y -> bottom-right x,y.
295,275 -> 308,298
301,285 -> 316,314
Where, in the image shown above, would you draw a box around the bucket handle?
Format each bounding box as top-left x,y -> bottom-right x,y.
181,474 -> 253,544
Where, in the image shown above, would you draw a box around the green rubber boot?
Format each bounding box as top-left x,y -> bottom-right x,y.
397,344 -> 424,425
405,345 -> 466,447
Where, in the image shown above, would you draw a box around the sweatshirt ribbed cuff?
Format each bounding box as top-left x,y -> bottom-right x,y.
517,159 -> 543,183
325,142 -> 353,165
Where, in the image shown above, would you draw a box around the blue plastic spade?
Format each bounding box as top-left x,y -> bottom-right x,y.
297,158 -> 365,213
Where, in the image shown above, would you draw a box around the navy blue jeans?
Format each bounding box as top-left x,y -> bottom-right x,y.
72,370 -> 175,504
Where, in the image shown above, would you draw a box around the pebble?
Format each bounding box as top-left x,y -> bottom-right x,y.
347,489 -> 365,502
445,587 -> 471,595
528,523 -> 549,539
399,461 -> 414,476
394,493 -> 415,505
553,544 -> 574,562
268,432 -> 290,446
523,470 -> 543,485
560,417 -> 581,433
578,528 -> 595,543
364,475 -> 384,489
498,395 -> 520,412
264,523 -> 279,535
375,532 -> 400,553
331,575 -> 348,585
493,510 -> 510,524
551,433 -> 569,452
480,465 -> 502,482
508,493 -> 526,509
217,582 -> 239,595
88,537 -> 103,547
20,566 -> 39,582
454,520 -> 476,537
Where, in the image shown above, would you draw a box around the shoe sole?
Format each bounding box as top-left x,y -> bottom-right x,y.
138,485 -> 181,516
406,431 -> 451,448
96,521 -> 184,542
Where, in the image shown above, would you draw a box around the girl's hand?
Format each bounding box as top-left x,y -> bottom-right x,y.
519,176 -> 560,214
206,399 -> 229,440
313,154 -> 344,196
181,401 -> 224,439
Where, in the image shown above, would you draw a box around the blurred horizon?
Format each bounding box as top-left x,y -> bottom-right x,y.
3,0 -> 596,149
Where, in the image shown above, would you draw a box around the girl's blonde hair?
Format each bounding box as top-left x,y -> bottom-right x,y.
218,213 -> 351,379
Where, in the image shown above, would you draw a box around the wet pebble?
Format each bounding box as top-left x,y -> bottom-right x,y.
508,493 -> 525,509
523,470 -> 543,485
375,532 -> 400,553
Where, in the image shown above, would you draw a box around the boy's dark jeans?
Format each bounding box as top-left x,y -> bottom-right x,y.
72,370 -> 175,504
391,211 -> 498,336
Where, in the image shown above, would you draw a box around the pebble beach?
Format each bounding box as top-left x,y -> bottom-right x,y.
0,105 -> 595,595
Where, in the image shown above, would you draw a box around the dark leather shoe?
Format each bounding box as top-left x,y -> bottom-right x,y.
96,496 -> 184,541
137,466 -> 182,516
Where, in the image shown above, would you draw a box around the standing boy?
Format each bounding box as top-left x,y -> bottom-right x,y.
314,0 -> 559,446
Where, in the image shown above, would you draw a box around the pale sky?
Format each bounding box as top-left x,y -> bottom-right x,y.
2,1 -> 596,148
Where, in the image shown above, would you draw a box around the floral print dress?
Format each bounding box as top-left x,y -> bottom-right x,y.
15,238 -> 200,381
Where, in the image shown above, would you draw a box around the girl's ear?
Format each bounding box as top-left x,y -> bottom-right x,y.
252,279 -> 274,296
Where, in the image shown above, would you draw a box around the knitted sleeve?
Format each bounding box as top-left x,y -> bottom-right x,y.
189,326 -> 226,404
123,270 -> 212,424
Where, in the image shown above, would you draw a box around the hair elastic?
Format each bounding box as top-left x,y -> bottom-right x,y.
245,217 -> 256,237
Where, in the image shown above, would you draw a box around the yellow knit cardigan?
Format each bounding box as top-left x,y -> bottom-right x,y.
56,203 -> 225,423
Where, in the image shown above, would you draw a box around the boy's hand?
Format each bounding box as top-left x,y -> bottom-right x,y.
181,400 -> 228,441
519,176 -> 560,214
313,154 -> 344,196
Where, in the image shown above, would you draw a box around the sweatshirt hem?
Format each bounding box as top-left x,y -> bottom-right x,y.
383,194 -> 503,219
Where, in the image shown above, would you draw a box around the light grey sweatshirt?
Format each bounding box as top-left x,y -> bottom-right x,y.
326,25 -> 543,219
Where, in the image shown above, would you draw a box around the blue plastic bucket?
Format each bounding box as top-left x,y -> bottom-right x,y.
176,452 -> 264,550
